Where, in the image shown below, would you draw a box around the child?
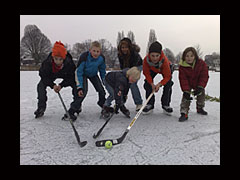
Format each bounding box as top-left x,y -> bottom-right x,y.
142,41 -> 174,115
65,41 -> 106,121
102,67 -> 141,119
34,41 -> 77,118
117,38 -> 143,111
178,47 -> 209,122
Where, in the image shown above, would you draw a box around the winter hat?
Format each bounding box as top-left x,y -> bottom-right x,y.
52,41 -> 67,59
149,41 -> 162,54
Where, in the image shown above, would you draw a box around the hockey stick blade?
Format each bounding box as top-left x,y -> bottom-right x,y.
95,92 -> 154,147
95,130 -> 128,147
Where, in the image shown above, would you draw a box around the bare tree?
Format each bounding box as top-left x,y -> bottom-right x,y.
20,24 -> 52,64
194,44 -> 203,59
127,30 -> 136,44
175,51 -> 182,64
163,48 -> 176,63
146,29 -> 157,54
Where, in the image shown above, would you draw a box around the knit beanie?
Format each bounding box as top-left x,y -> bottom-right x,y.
149,41 -> 162,54
52,41 -> 67,59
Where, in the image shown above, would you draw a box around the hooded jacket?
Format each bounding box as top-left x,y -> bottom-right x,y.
178,58 -> 209,92
117,38 -> 142,69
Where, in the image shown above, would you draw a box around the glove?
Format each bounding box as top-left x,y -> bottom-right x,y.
183,92 -> 193,101
193,87 -> 204,96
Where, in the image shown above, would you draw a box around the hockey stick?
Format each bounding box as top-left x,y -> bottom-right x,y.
57,92 -> 87,147
95,92 -> 154,147
93,105 -> 117,139
93,112 -> 114,139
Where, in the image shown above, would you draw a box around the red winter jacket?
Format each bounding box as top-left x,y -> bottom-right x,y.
178,58 -> 209,92
143,51 -> 172,86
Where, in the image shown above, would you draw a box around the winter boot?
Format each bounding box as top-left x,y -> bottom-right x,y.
162,105 -> 173,115
62,108 -> 77,122
197,108 -> 208,115
101,106 -> 114,119
34,107 -> 46,118
179,113 -> 188,122
120,105 -> 130,118
75,105 -> 82,116
142,104 -> 154,115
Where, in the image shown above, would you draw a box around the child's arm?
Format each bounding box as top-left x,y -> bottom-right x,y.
179,66 -> 191,92
75,61 -> 85,89
197,61 -> 209,88
59,59 -> 76,88
159,56 -> 171,86
143,58 -> 153,85
39,61 -> 56,89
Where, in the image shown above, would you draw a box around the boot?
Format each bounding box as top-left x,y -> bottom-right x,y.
63,108 -> 77,122
120,105 -> 130,118
34,107 -> 46,118
162,105 -> 173,114
75,105 -> 82,116
142,104 -> 154,115
197,108 -> 208,115
179,113 -> 188,122
101,106 -> 114,119
136,104 -> 143,112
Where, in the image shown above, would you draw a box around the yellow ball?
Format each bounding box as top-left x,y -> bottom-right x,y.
105,141 -> 112,149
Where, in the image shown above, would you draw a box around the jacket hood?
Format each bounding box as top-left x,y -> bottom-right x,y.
179,59 -> 196,68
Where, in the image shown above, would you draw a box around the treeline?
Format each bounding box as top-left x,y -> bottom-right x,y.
20,25 -> 220,70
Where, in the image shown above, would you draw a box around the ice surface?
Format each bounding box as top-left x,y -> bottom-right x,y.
20,71 -> 220,165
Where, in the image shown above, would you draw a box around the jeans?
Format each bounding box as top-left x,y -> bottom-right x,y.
130,80 -> 143,105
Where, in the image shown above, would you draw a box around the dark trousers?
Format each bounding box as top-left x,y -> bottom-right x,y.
70,75 -> 106,111
143,70 -> 173,108
37,79 -> 78,109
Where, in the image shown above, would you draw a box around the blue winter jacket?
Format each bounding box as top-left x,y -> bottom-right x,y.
75,51 -> 106,89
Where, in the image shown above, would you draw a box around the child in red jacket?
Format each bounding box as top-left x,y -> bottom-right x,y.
142,41 -> 174,115
178,47 -> 209,122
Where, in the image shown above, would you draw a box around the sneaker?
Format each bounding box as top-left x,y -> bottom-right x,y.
142,104 -> 154,115
197,108 -> 208,115
136,104 -> 143,112
179,113 -> 188,122
162,106 -> 173,115
34,107 -> 46,118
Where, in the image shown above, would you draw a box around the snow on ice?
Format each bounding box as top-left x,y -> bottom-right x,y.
20,71 -> 220,165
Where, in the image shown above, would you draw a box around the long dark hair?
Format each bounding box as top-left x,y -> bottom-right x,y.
182,47 -> 199,61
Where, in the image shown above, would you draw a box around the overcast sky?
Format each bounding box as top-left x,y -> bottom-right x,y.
20,15 -> 220,58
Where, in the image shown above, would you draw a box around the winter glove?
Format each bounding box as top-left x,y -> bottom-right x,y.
183,92 -> 193,101
193,87 -> 204,96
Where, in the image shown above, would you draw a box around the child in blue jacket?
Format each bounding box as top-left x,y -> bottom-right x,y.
65,41 -> 106,121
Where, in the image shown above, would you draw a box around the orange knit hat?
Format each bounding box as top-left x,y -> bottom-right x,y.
52,41 -> 67,59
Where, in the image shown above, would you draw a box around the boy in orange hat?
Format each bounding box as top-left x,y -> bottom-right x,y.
34,41 -> 77,118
